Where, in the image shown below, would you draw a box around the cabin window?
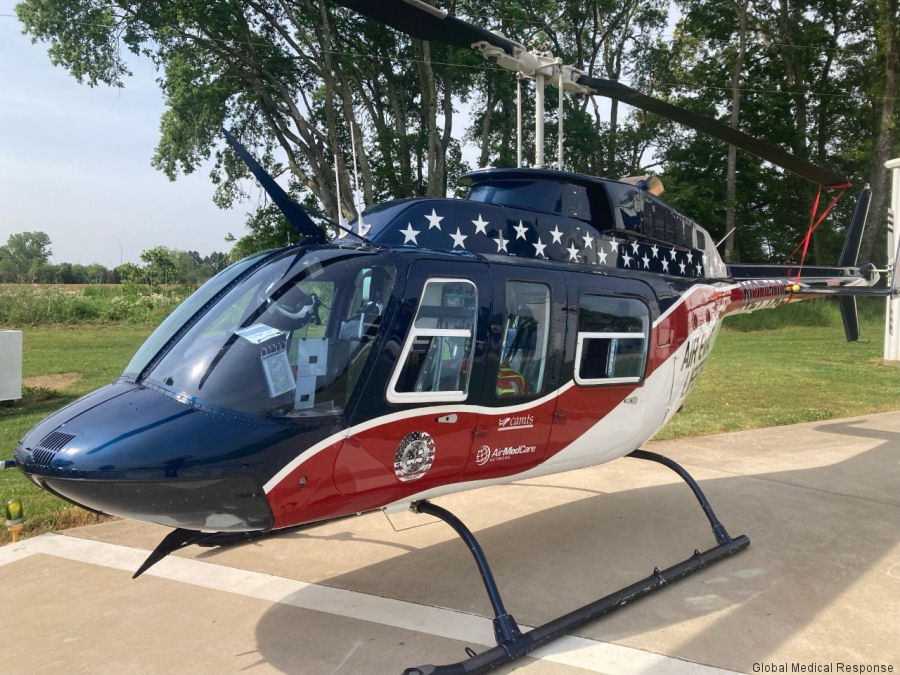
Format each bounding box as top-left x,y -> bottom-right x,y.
496,281 -> 550,398
388,279 -> 478,403
575,295 -> 649,385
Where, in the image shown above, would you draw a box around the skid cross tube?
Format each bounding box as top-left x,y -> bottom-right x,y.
406,452 -> 749,675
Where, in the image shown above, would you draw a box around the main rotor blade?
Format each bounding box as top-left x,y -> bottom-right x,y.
222,128 -> 326,243
577,76 -> 849,188
332,0 -> 520,55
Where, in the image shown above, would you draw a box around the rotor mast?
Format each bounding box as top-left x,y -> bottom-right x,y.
472,38 -> 591,169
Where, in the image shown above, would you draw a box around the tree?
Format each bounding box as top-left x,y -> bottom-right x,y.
203,251 -> 229,274
140,246 -> 176,288
0,231 -> 52,282
226,204 -> 295,261
16,0 -> 486,224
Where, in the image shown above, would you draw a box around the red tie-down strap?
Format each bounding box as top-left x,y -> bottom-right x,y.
784,184 -> 849,287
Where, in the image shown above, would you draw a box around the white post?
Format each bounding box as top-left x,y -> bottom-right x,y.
885,158 -> 900,361
0,331 -> 22,402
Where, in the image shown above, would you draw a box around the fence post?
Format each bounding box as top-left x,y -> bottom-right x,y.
885,158 -> 900,361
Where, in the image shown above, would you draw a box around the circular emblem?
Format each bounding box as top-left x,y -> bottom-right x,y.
475,445 -> 491,466
394,431 -> 436,482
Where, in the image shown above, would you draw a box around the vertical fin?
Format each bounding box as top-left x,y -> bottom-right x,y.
838,187 -> 872,342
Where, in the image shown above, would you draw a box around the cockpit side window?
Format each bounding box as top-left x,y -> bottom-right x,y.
575,295 -> 649,385
388,279 -> 477,403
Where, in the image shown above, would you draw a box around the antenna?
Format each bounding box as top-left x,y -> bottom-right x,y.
516,73 -> 523,168
350,122 -> 368,236
333,152 -> 347,239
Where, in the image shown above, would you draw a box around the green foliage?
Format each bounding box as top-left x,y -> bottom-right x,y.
0,284 -> 187,325
13,0 -> 900,269
0,231 -> 52,282
226,203 -> 296,261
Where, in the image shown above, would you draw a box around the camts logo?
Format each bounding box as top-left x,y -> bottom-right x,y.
497,414 -> 534,431
475,443 -> 537,466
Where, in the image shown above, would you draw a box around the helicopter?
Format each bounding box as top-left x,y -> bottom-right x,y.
5,1 -> 899,672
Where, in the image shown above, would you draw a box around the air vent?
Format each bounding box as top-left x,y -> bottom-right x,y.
31,448 -> 57,466
29,430 -> 76,467
38,431 -> 75,452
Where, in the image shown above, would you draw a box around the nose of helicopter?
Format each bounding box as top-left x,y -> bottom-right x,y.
13,380 -> 277,532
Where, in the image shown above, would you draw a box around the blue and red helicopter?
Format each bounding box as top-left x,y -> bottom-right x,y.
5,2 -> 897,672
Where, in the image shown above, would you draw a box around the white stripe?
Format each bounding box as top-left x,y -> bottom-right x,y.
263,381 -> 575,492
2,533 -> 736,675
653,283 -> 737,328
266,282 -> 735,494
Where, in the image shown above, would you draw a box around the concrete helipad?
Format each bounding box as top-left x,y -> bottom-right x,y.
2,412 -> 899,674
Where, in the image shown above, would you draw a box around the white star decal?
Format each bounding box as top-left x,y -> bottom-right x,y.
686,252 -> 694,263
400,223 -> 420,245
669,249 -> 678,261
679,262 -> 687,274
450,227 -> 468,249
696,264 -> 703,276
621,252 -> 633,267
493,232 -> 508,253
630,241 -> 641,254
425,208 -> 443,230
661,259 -> 670,272
514,220 -> 529,240
651,244 -> 659,258
567,243 -> 580,261
597,247 -> 609,265
533,237 -> 547,258
642,255 -> 651,269
582,232 -> 594,249
472,214 -> 489,235
608,240 -> 619,252
550,225 -> 563,244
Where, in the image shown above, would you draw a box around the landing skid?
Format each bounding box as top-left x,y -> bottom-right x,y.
405,449 -> 750,675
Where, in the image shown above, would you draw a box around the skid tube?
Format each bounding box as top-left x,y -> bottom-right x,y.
404,449 -> 750,675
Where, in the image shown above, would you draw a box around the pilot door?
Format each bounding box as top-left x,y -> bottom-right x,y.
334,259 -> 490,498
465,266 -> 566,478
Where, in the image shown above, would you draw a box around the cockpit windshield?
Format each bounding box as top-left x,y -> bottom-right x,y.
144,249 -> 396,419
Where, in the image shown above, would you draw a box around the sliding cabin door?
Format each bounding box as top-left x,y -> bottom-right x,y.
465,265 -> 566,478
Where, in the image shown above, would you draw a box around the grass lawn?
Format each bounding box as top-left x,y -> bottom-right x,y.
1,315 -> 897,544
655,316 -> 899,439
1,325 -> 153,544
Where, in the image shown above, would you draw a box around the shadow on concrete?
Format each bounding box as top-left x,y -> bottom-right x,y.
231,417 -> 900,672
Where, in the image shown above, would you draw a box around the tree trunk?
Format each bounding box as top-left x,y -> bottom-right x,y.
724,0 -> 749,263
861,0 -> 899,266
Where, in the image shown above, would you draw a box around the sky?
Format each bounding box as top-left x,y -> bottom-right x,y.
0,6 -> 250,268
